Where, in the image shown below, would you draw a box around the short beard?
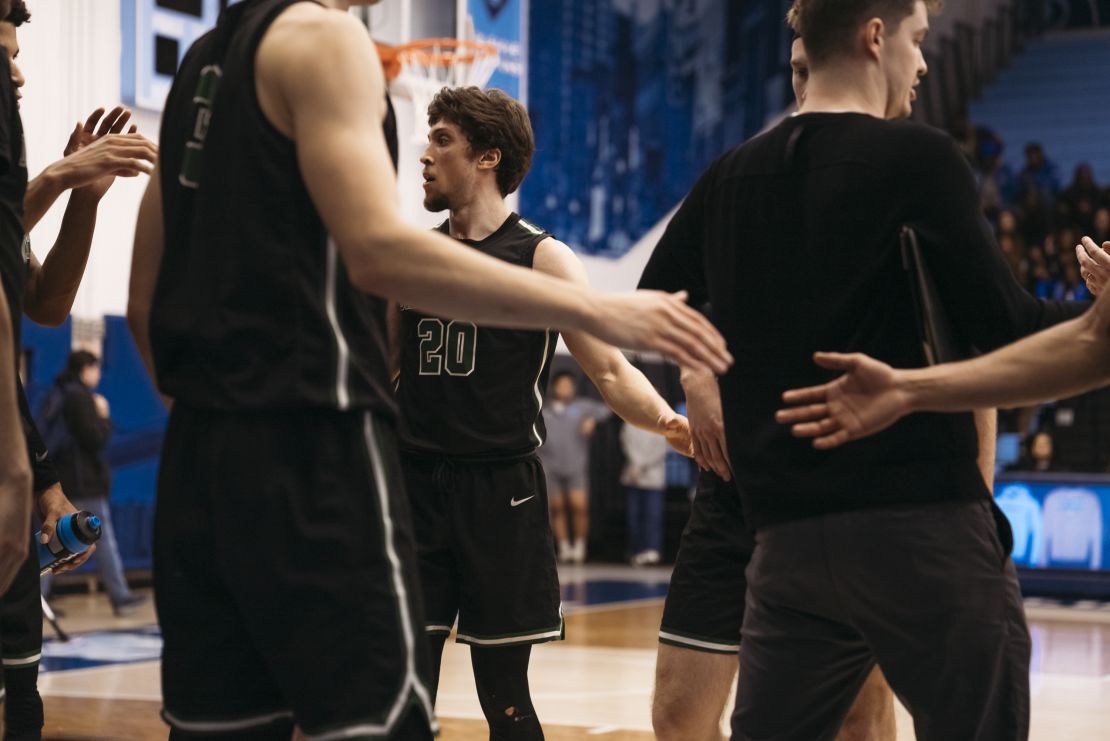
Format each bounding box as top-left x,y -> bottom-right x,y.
423,193 -> 450,213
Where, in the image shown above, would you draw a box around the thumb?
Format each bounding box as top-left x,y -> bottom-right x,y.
39,520 -> 55,544
812,352 -> 857,371
671,290 -> 689,303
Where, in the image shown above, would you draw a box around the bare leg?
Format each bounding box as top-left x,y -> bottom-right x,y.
653,643 -> 737,741
838,666 -> 897,741
568,488 -> 589,562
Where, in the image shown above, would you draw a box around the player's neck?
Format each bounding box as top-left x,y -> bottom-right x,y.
799,66 -> 886,119
447,195 -> 512,242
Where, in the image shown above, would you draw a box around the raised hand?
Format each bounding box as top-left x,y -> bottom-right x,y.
1075,236 -> 1110,296
590,290 -> 732,375
774,352 -> 911,449
51,106 -> 157,199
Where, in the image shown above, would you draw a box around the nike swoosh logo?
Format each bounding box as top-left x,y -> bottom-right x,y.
35,451 -> 48,463
510,495 -> 536,508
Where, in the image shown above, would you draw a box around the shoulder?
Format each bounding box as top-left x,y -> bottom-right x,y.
532,237 -> 586,283
259,3 -> 376,82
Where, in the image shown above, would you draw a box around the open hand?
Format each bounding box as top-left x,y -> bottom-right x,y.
774,352 -> 911,449
1075,236 -> 1110,296
53,106 -> 157,199
591,291 -> 732,375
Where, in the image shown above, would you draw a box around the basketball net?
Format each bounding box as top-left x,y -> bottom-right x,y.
389,38 -> 500,144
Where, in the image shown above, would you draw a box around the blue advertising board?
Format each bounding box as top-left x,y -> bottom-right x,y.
465,0 -> 525,101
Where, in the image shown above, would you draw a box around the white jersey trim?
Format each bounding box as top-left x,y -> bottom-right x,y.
325,238 -> 351,410
163,709 -> 294,733
530,330 -> 553,447
658,630 -> 740,654
2,652 -> 41,667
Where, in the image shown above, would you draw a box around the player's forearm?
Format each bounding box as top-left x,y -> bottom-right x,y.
588,353 -> 674,434
22,192 -> 100,326
23,167 -> 67,233
349,224 -> 598,335
973,408 -> 997,493
902,310 -> 1110,413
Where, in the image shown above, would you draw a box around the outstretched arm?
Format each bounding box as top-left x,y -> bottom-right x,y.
776,293 -> 1110,449
533,238 -> 692,456
258,5 -> 730,374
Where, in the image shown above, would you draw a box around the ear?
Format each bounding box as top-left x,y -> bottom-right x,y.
864,17 -> 884,61
477,148 -> 502,171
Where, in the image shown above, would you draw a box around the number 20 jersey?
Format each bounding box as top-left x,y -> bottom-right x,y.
397,213 -> 558,458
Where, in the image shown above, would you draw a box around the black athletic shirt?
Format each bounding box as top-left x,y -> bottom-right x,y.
152,0 -> 398,415
0,53 -> 26,353
397,213 -> 558,458
640,112 -> 1087,529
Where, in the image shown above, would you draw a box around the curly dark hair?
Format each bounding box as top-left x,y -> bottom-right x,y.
791,0 -> 941,65
6,1 -> 30,27
427,86 -> 534,196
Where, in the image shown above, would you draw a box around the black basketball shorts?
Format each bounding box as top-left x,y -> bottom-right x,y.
0,538 -> 44,701
402,451 -> 564,647
155,404 -> 436,740
659,471 -> 754,654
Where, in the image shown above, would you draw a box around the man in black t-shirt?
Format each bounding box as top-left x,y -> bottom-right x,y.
641,1 -> 1085,739
394,86 -> 693,740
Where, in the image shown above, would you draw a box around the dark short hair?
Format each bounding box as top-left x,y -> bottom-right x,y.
57,350 -> 99,385
551,369 -> 578,386
427,86 -> 535,196
791,0 -> 941,66
6,1 -> 29,27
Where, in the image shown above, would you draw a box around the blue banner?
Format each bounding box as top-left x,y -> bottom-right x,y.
466,0 -> 525,101
996,474 -> 1110,572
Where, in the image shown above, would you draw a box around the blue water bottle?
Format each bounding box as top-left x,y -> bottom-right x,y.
36,511 -> 102,576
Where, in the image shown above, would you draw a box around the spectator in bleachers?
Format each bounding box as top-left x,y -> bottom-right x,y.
1019,142 -> 1062,204
1056,261 -> 1091,301
998,234 -> 1028,285
1061,164 -> 1101,232
1091,207 -> 1110,246
978,143 -> 1017,221
1009,430 -> 1064,473
1018,186 -> 1053,248
38,351 -> 146,616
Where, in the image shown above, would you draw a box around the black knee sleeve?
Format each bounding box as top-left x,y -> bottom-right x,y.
470,645 -> 543,741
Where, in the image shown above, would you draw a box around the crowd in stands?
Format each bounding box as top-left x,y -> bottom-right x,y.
953,117 -> 1110,303
951,118 -> 1110,471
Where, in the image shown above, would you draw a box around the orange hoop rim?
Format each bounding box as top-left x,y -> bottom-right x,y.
394,38 -> 499,67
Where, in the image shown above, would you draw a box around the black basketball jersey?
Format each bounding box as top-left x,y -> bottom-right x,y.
397,214 -> 558,457
0,53 -> 27,353
151,0 -> 398,415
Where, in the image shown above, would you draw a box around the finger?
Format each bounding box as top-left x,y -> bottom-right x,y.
54,545 -> 96,574
1082,237 -> 1110,267
97,106 -> 127,137
707,436 -> 732,481
128,124 -> 138,134
83,107 -> 106,135
781,385 -> 829,405
812,352 -> 857,371
665,302 -> 732,373
776,402 -> 830,424
790,417 -> 841,438
1076,245 -> 1099,274
108,108 -> 133,135
39,515 -> 59,544
813,429 -> 852,450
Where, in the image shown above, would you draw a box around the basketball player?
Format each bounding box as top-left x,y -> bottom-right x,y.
640,1 -> 1087,738
0,4 -> 158,737
125,1 -> 728,738
395,85 -> 692,739
648,26 -> 900,741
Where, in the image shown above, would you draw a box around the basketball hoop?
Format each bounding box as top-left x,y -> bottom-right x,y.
391,38 -> 500,144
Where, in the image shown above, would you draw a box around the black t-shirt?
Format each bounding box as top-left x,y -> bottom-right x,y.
397,214 -> 557,458
640,112 -> 1086,529
152,0 -> 397,415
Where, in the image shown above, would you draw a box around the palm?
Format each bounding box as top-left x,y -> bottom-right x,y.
65,106 -> 138,198
825,357 -> 903,441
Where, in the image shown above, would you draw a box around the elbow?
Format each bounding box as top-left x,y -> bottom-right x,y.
25,304 -> 69,328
